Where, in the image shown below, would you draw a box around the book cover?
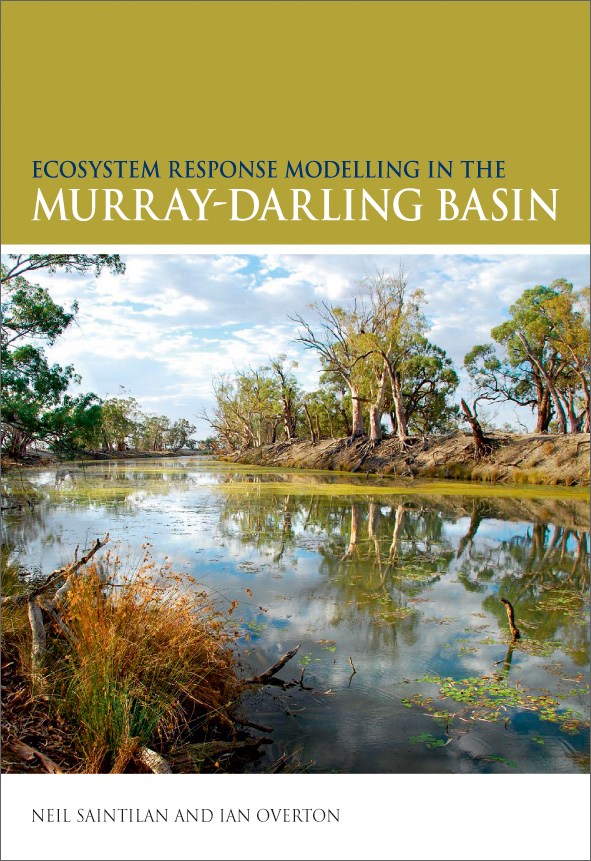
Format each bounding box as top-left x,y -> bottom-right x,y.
1,2 -> 589,860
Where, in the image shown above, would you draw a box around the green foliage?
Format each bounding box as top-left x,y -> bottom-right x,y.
203,358 -> 302,450
466,279 -> 590,433
1,255 -> 124,457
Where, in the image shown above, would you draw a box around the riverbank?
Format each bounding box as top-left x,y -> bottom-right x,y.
224,432 -> 591,487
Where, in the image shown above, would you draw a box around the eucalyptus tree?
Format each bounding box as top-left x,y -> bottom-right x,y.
401,337 -> 459,435
1,254 -> 125,283
269,355 -> 301,441
464,343 -> 551,432
99,396 -> 143,450
1,255 -> 125,456
291,302 -> 372,439
202,365 -> 284,450
466,279 -> 590,434
351,269 -> 428,443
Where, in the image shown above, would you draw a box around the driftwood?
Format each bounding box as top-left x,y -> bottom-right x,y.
1,534 -> 109,608
37,598 -> 79,646
49,534 -> 110,609
2,536 -> 109,694
6,738 -> 62,774
27,598 -> 46,691
233,716 -> 273,733
169,738 -> 272,769
138,747 -> 173,774
270,754 -> 288,773
244,644 -> 301,684
500,597 -> 521,640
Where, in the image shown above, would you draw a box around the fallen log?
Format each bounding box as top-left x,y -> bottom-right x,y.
233,716 -> 274,734
27,597 -> 46,692
6,738 -> 62,774
138,747 -> 173,774
169,738 -> 272,769
244,644 -> 301,684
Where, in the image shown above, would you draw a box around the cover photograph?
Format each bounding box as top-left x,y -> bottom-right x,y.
1,2 -> 590,861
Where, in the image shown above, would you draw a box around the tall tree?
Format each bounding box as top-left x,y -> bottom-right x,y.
352,269 -> 427,443
466,279 -> 589,434
1,255 -> 124,456
292,303 -> 372,438
269,355 -> 301,441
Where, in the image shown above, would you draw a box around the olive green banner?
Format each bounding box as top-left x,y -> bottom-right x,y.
1,0 -> 589,245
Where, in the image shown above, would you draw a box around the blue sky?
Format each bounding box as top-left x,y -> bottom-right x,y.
12,252 -> 590,437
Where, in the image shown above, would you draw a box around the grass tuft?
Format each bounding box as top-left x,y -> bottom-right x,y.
2,549 -> 239,773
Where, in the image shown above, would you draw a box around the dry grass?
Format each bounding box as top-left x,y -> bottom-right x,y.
2,548 -> 240,774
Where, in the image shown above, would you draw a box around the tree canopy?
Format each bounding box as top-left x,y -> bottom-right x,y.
1,255 -> 124,456
466,279 -> 590,434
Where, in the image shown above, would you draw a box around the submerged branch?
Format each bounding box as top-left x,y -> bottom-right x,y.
244,644 -> 301,684
500,597 -> 521,640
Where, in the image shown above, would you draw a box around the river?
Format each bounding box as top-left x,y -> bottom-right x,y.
2,456 -> 589,774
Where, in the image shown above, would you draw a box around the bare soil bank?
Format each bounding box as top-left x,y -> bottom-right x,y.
225,432 -> 591,487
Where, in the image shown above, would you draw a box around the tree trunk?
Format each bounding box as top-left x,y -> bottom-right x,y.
565,390 -> 582,434
516,331 -> 567,433
303,402 -> 316,442
461,399 -> 490,458
385,364 -> 408,442
323,406 -> 334,438
350,386 -> 365,437
315,413 -> 321,441
392,384 -> 408,442
369,368 -> 388,445
369,405 -> 382,444
536,386 -> 552,433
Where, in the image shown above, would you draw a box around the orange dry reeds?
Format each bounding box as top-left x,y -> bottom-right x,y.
55,557 -> 239,773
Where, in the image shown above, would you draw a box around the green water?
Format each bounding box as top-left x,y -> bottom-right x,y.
2,456 -> 590,774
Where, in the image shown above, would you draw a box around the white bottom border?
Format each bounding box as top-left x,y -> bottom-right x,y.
1,773 -> 590,861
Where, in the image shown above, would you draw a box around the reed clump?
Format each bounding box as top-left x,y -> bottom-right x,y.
2,547 -> 240,774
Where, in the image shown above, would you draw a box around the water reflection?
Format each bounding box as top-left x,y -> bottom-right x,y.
2,457 -> 590,773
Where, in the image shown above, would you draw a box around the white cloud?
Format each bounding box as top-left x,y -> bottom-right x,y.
9,251 -> 588,436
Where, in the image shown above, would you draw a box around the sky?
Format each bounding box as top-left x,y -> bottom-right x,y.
9,252 -> 590,438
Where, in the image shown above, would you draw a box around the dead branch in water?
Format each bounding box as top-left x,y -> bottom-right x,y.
1,534 -> 109,608
244,644 -> 301,684
233,716 -> 273,734
2,536 -> 109,696
500,597 -> 521,640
